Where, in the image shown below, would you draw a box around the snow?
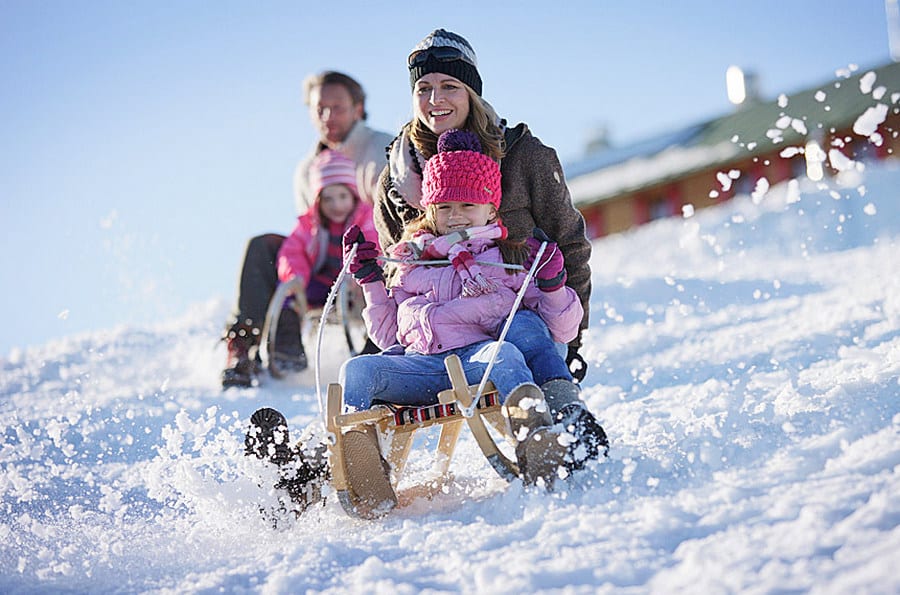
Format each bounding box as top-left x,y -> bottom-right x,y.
2,160 -> 899,593
854,104 -> 889,139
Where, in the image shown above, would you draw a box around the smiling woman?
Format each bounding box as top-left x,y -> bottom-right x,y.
373,27 -> 594,386
413,73 -> 471,135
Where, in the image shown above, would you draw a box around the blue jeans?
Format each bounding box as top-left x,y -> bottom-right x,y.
505,310 -> 571,385
340,341 -> 534,410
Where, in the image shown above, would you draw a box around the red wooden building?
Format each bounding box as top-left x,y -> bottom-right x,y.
567,61 -> 900,238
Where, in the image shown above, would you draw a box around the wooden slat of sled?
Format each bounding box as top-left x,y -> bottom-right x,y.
328,378 -> 504,488
325,354 -> 527,519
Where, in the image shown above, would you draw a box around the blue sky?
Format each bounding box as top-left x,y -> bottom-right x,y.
1,0 -> 894,355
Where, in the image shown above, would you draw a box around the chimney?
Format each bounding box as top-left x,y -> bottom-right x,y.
888,0 -> 900,61
585,124 -> 611,155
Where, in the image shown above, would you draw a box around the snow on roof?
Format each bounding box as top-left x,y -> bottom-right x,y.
568,140 -> 740,205
568,61 -> 900,206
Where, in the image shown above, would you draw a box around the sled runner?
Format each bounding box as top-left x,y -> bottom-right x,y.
325,352 -> 526,519
259,276 -> 367,376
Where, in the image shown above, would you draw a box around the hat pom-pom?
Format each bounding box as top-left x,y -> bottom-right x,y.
437,129 -> 482,154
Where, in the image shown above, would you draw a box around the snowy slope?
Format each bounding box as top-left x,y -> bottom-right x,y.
1,161 -> 898,594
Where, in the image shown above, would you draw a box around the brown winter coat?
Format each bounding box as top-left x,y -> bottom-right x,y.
373,122 -> 592,347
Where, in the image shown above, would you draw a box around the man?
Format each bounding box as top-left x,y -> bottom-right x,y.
222,71 -> 393,389
293,71 -> 391,212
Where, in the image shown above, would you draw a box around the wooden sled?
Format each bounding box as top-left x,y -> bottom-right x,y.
259,277 -> 367,375
325,353 -> 521,519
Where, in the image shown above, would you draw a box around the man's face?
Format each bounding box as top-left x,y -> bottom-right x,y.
308,83 -> 363,147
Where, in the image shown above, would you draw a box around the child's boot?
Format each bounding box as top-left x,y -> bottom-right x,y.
503,383 -> 569,488
245,408 -> 328,514
222,322 -> 260,389
541,379 -> 610,469
269,309 -> 308,377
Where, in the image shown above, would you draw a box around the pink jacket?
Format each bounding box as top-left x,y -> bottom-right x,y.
277,201 -> 377,284
361,236 -> 583,353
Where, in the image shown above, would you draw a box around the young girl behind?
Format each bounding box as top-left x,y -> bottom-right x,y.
267,150 -> 377,377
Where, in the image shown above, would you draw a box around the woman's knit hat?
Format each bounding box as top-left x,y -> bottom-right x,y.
310,149 -> 359,200
421,129 -> 501,209
408,29 -> 483,96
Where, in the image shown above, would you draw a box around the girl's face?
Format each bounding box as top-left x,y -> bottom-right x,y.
319,184 -> 356,224
413,73 -> 471,135
432,201 -> 495,235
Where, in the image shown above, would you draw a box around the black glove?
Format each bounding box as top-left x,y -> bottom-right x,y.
566,344 -> 587,384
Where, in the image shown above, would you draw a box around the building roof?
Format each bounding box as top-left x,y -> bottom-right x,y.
567,60 -> 900,206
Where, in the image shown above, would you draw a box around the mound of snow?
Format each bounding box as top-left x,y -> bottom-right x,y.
2,162 -> 898,593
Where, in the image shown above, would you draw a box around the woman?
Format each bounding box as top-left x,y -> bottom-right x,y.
373,28 -> 593,384
342,130 -> 583,412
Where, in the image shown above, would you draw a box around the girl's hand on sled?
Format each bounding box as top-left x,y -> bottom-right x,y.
343,225 -> 384,284
525,228 -> 567,292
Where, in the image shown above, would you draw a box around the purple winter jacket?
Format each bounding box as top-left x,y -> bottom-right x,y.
360,235 -> 583,354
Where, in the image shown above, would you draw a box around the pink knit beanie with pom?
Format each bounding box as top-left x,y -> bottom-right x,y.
310,149 -> 359,200
421,129 -> 501,209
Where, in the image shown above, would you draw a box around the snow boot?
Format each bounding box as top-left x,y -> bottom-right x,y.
245,407 -> 293,463
269,309 -> 307,378
503,383 -> 569,488
245,408 -> 328,514
277,438 -> 329,514
222,322 -> 261,389
557,403 -> 609,469
541,379 -> 609,469
540,378 -> 582,418
340,426 -> 397,519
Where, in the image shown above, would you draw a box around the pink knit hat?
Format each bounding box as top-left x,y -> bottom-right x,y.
310,149 -> 359,199
421,130 -> 501,209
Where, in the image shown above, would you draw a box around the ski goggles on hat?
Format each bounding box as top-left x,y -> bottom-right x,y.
408,46 -> 475,68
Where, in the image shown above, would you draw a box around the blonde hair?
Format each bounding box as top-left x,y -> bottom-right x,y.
408,85 -> 505,161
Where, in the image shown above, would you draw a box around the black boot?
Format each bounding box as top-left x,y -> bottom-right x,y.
269,310 -> 308,377
558,403 -> 609,470
245,408 -> 328,514
222,322 -> 261,389
245,407 -> 293,463
276,439 -> 329,513
540,379 -> 609,470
